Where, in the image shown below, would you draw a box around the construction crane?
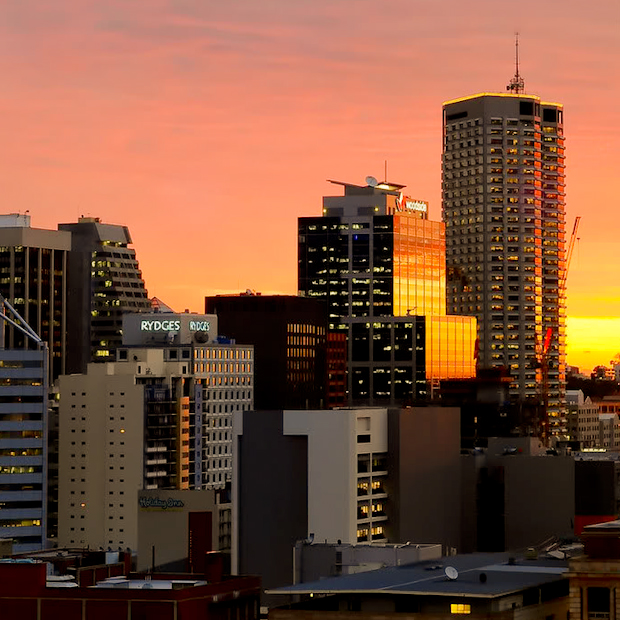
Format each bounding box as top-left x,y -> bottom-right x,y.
537,216 -> 581,445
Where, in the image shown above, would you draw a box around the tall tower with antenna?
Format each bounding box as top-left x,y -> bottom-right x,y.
507,33 -> 525,93
442,49 -> 567,440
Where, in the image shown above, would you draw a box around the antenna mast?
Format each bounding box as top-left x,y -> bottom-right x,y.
506,33 -> 525,93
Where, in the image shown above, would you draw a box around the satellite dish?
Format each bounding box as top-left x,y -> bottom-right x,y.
445,566 -> 459,581
194,331 -> 209,343
365,176 -> 378,187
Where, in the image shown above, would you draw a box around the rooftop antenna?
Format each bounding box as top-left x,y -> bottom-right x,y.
384,160 -> 388,183
506,32 -> 525,93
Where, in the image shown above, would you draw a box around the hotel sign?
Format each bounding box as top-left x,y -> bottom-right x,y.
396,194 -> 428,214
141,319 -> 181,332
189,320 -> 210,332
140,319 -> 210,333
139,496 -> 185,511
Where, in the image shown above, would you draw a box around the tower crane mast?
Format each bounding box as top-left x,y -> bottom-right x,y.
538,216 -> 581,445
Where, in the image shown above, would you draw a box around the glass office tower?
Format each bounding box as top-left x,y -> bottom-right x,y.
299,179 -> 476,405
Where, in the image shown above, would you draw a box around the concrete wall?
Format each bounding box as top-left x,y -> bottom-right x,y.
489,454 -> 575,550
58,367 -> 144,550
575,460 -> 618,517
296,542 -> 442,583
234,410 -> 308,591
388,407 -> 461,552
136,489 -> 218,571
284,408 -> 387,545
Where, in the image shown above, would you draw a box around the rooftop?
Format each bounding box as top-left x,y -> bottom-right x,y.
268,553 -> 569,599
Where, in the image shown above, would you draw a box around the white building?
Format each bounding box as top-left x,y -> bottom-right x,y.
567,390 -> 599,448
232,407 -> 389,576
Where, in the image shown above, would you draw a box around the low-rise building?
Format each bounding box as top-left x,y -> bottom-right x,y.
597,394 -> 620,415
293,541 -> 441,584
461,438 -> 575,553
0,549 -> 260,620
269,552 -> 570,619
568,519 -> 620,619
567,390 -> 600,448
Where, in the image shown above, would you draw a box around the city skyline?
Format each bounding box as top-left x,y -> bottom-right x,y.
0,1 -> 618,372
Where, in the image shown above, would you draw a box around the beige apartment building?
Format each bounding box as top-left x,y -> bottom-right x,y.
58,313 -> 253,553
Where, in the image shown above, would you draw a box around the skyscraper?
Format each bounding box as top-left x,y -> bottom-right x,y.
0,296 -> 49,552
0,214 -> 71,382
59,217 -> 151,374
442,93 -> 566,435
298,179 -> 476,405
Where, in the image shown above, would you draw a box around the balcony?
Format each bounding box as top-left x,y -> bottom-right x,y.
145,470 -> 166,478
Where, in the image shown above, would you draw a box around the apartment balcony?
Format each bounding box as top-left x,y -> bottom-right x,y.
146,445 -> 167,453
145,470 -> 166,478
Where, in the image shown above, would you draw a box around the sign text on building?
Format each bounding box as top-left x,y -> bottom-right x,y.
139,496 -> 185,510
140,320 -> 181,332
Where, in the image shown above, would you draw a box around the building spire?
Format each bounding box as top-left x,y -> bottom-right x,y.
506,32 -> 525,93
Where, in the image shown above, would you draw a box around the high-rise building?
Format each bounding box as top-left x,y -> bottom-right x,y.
58,217 -> 151,374
298,180 -> 476,405
0,297 -> 49,552
57,312 -> 253,551
442,93 -> 566,434
0,214 -> 71,382
205,294 -> 330,410
0,215 -> 71,544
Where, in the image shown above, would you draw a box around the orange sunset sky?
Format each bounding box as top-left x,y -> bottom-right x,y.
0,1 -> 618,374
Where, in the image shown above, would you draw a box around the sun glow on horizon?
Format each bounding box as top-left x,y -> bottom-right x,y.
566,317 -> 620,375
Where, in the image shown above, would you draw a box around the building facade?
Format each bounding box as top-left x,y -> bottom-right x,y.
58,217 -> 151,374
0,348 -> 48,552
442,93 -> 566,436
569,520 -> 620,620
0,555 -> 260,620
298,180 -> 476,405
233,408 -> 389,594
567,390 -> 600,448
58,313 -> 253,551
233,406 -> 463,596
270,553 -> 570,620
0,214 -> 71,382
205,294 -> 330,410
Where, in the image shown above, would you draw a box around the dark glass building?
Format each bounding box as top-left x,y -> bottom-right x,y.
59,217 -> 151,374
298,179 -> 476,405
205,294 -> 330,410
0,214 -> 71,382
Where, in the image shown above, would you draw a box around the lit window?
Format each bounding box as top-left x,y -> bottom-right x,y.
451,604 -> 471,614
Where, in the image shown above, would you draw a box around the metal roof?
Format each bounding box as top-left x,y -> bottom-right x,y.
267,553 -> 569,599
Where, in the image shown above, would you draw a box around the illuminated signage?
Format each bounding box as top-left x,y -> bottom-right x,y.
139,497 -> 185,510
139,319 -> 210,332
140,320 -> 181,332
396,194 -> 428,213
189,320 -> 210,332
404,200 -> 428,213
396,194 -> 428,214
